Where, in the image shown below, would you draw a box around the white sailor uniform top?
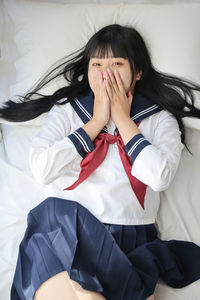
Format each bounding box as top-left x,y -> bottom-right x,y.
29,91 -> 184,225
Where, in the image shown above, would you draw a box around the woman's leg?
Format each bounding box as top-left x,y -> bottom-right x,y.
146,295 -> 155,300
34,270 -> 154,300
34,270 -> 106,300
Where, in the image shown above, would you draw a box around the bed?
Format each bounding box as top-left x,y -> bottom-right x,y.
0,0 -> 200,299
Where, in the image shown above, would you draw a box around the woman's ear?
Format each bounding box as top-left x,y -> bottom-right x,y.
136,70 -> 142,80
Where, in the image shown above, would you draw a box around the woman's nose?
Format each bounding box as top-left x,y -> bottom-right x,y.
96,64 -> 109,71
100,68 -> 111,78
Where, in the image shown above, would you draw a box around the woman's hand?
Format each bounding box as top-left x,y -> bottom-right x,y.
92,70 -> 111,128
104,69 -> 141,145
103,68 -> 133,127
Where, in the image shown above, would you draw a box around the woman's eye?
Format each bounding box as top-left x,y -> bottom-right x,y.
92,62 -> 121,67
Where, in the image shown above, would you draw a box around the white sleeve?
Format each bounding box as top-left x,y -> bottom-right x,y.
29,103 -> 94,185
125,110 -> 184,192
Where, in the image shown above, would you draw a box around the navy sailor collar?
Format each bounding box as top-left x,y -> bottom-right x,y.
70,91 -> 163,132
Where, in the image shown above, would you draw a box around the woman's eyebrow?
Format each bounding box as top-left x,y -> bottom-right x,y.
91,56 -> 124,59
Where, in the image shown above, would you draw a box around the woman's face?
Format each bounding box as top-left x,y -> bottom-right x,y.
88,48 -> 142,95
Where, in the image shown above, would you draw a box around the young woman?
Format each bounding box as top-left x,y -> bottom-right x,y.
1,24 -> 200,300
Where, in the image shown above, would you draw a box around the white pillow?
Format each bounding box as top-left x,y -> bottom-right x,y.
0,1 -> 18,103
6,1 -> 120,96
27,0 -> 200,4
3,0 -> 200,129
0,2 -> 3,50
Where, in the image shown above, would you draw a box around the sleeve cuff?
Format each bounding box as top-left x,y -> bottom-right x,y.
67,127 -> 95,158
125,133 -> 151,164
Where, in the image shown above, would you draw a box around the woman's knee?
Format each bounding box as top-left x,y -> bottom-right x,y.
34,270 -> 106,300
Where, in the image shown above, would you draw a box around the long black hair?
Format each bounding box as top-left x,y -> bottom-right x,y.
1,23 -> 200,154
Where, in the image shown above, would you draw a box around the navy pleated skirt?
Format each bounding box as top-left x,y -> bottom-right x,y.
11,197 -> 200,300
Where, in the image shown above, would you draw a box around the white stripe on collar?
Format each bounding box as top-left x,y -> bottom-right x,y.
131,104 -> 160,121
74,98 -> 92,120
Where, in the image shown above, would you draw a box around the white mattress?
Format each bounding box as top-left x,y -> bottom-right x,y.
0,1 -> 200,299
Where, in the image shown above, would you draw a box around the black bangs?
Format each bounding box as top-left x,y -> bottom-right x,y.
85,25 -> 130,60
87,41 -> 129,59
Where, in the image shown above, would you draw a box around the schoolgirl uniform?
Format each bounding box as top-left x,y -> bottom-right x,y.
11,91 -> 200,300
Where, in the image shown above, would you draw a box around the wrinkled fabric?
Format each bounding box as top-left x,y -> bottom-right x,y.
11,197 -> 200,300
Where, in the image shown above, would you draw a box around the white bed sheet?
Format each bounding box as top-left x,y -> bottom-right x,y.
0,1 -> 200,299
